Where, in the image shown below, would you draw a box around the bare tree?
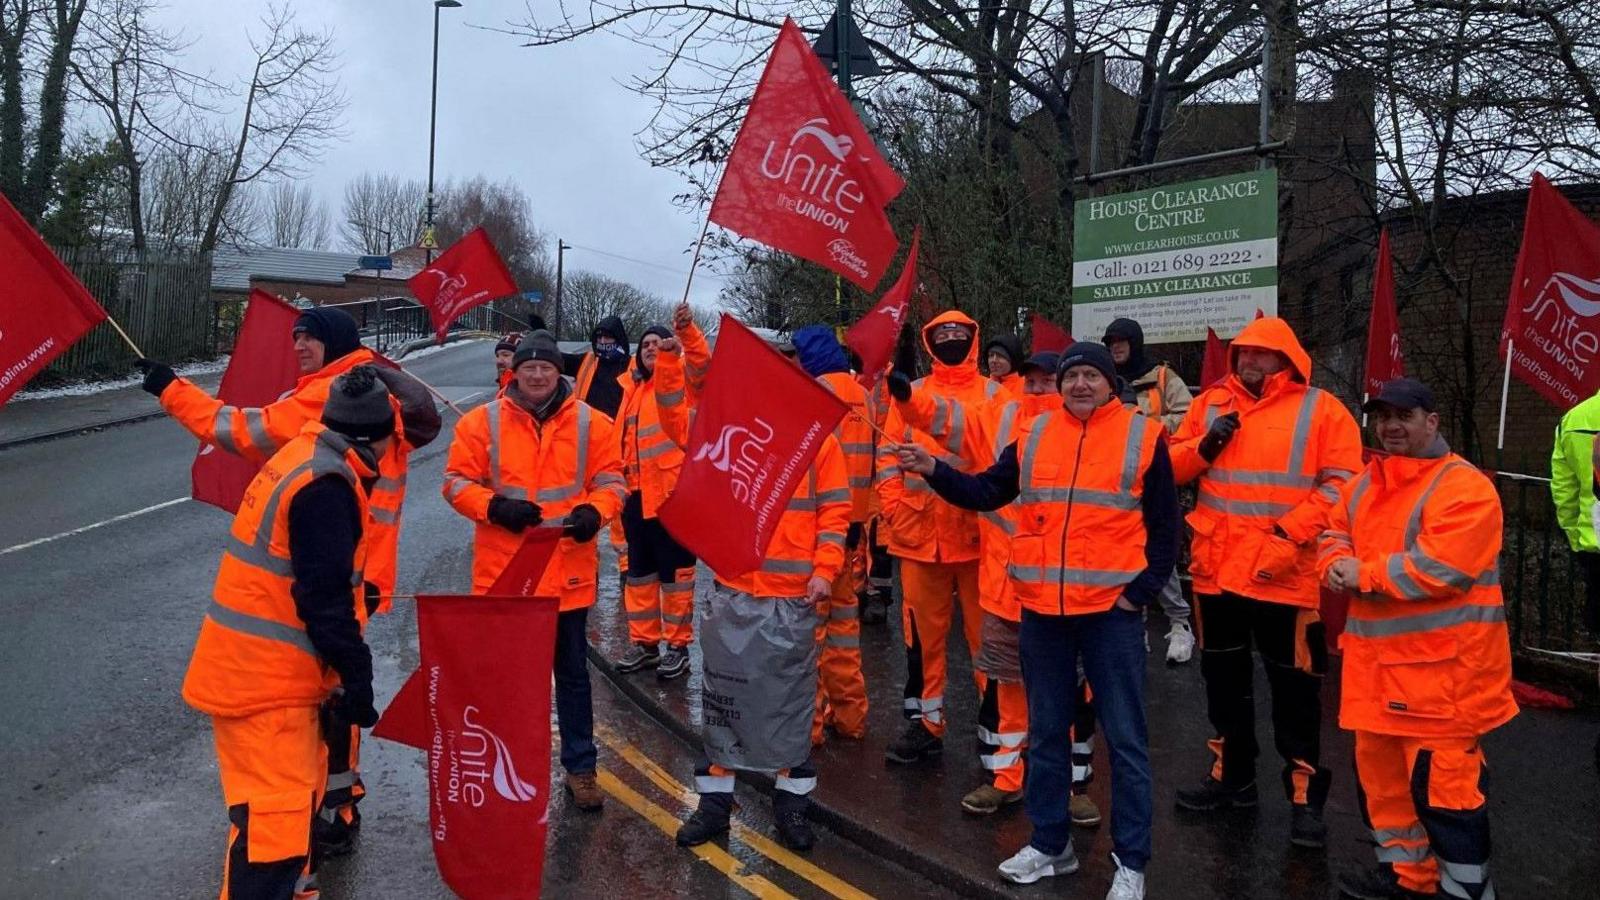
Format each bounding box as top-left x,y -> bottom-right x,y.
340,171 -> 424,253
434,175 -> 550,291
562,269 -> 676,342
141,134 -> 259,250
198,3 -> 346,253
69,0 -> 219,250
264,179 -> 328,248
0,0 -> 90,222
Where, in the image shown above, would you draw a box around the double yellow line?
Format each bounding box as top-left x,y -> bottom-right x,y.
591,723 -> 874,900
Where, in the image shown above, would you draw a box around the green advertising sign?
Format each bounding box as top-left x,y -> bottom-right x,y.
1071,170 -> 1278,343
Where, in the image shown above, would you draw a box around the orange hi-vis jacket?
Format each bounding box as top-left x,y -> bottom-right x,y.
1171,317 -> 1363,608
1009,402 -> 1163,616
617,323 -> 710,518
896,386 -> 1059,621
160,347 -> 413,599
875,311 -> 1002,564
183,423 -> 373,717
653,343 -> 852,597
442,391 -> 627,611
1319,441 -> 1519,737
993,372 -> 1023,400
816,371 -> 876,523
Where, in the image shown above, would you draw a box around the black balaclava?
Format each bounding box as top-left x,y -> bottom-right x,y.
930,325 -> 974,366
592,315 -> 631,362
1102,317 -> 1147,380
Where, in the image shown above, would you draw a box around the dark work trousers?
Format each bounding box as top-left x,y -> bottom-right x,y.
1576,550 -> 1600,633
1019,607 -> 1152,871
555,606 -> 597,775
1196,591 -> 1331,808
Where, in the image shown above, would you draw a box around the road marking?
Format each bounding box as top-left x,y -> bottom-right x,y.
0,497 -> 189,556
595,768 -> 797,900
596,724 -> 874,900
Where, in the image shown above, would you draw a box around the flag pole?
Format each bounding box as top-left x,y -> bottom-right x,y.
679,215 -> 714,306
104,314 -> 145,358
406,369 -> 467,417
1497,338 -> 1513,452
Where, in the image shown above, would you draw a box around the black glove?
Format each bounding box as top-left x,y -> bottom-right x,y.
333,682 -> 379,729
135,358 -> 176,397
887,371 -> 913,403
846,521 -> 865,551
487,496 -> 542,532
1198,411 -> 1240,462
564,504 -> 602,543
363,581 -> 382,616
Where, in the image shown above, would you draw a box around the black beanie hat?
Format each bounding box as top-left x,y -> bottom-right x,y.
321,365 -> 395,444
512,329 -> 564,371
985,334 -> 1024,367
1057,341 -> 1118,386
292,306 -> 362,363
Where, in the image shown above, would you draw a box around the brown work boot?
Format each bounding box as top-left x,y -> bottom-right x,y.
1070,792 -> 1102,826
961,782 -> 1023,815
565,772 -> 604,811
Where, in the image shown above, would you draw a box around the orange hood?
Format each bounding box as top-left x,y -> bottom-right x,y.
1230,316 -> 1311,384
921,309 -> 981,383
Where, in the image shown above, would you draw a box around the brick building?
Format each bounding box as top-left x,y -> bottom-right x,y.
211,245 -> 427,329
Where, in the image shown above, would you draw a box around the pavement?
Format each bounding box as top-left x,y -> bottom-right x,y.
3,339 -> 1598,898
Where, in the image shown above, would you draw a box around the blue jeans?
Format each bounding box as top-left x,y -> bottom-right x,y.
555,606 -> 596,774
1019,606 -> 1152,871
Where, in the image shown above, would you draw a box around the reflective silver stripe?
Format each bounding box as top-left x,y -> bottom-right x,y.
994,402 -> 1019,455
442,476 -> 473,501
1071,740 -> 1093,754
1406,551 -> 1476,591
815,488 -> 851,504
662,612 -> 693,625
593,472 -> 626,487
1021,486 -> 1139,510
1017,412 -> 1050,494
657,388 -> 685,407
572,404 -> 591,497
639,441 -> 677,460
626,574 -> 660,586
1405,461 -> 1469,545
841,442 -> 875,455
760,559 -> 812,575
818,532 -> 846,547
537,485 -> 581,503
945,401 -> 966,455
498,486 -> 530,501
660,581 -> 694,594
1345,471 -> 1373,521
1208,467 -> 1317,488
1195,491 -> 1293,519
1204,405 -> 1221,428
213,407 -> 241,454
984,381 -> 1001,399
1438,873 -> 1480,900
637,423 -> 662,438
242,409 -> 276,457
1373,825 -> 1428,844
374,475 -> 406,493
977,726 -> 1026,747
1284,387 -> 1323,476
325,771 -> 358,792
1318,467 -> 1358,484
1121,413 -> 1148,493
774,775 -> 817,794
829,604 -> 858,620
224,540 -> 293,576
1438,861 -> 1488,885
370,506 -> 400,526
1344,603 -> 1506,638
930,396 -> 949,437
486,400 -> 504,491
1072,764 -> 1092,781
1376,843 -> 1434,864
875,465 -> 902,481
848,475 -> 873,489
1006,564 -> 1135,586
787,496 -> 818,511
1317,482 -> 1342,502
695,774 -> 736,793
625,609 -> 660,621
206,600 -> 315,655
980,751 -> 1023,769
980,510 -> 1016,535
825,633 -> 860,648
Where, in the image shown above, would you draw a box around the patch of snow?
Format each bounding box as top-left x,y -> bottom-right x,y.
397,337 -> 491,364
14,358 -> 232,401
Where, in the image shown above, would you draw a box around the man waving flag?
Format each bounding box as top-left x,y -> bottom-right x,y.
709,18 -> 904,291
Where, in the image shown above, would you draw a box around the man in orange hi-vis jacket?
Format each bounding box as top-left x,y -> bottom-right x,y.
442,330 -> 628,814
139,305 -> 440,854
1169,316 -> 1363,850
876,310 -> 1005,765
1320,378 -> 1515,900
651,327 -> 852,853
183,366 -> 394,900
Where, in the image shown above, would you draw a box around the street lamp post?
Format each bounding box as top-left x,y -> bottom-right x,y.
425,0 -> 462,265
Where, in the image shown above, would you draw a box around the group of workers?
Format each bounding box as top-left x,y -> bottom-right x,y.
134,295 -> 1519,900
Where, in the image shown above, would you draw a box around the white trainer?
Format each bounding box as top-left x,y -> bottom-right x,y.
1166,620 -> 1195,664
1106,853 -> 1145,900
997,843 -> 1079,884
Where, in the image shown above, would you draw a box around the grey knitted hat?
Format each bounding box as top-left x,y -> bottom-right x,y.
321,365 -> 395,444
512,329 -> 564,371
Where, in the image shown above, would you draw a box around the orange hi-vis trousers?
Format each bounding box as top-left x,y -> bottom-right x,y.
901,559 -> 982,737
1355,732 -> 1497,899
621,491 -> 696,647
213,707 -> 326,900
812,547 -> 869,744
977,676 -> 1028,792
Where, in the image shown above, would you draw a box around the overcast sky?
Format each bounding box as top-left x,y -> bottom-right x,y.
161,0 -> 727,307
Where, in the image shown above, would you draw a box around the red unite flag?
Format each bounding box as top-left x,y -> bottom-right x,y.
1500,173 -> 1600,409
1030,312 -> 1073,354
1364,227 -> 1404,399
1201,326 -> 1229,388
191,290 -> 301,513
709,19 -> 904,290
0,192 -> 108,406
659,315 -> 848,577
847,227 -> 919,387
410,227 -> 518,344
